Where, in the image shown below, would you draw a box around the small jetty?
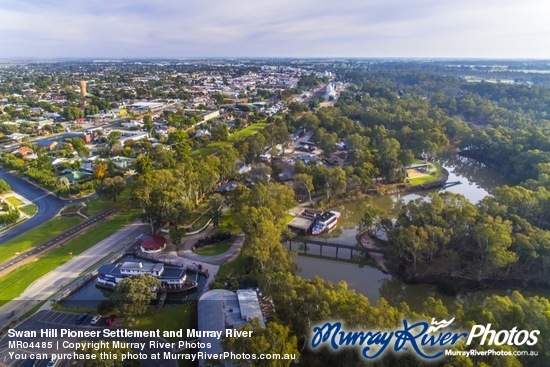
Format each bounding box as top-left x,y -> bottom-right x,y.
287,209 -> 321,233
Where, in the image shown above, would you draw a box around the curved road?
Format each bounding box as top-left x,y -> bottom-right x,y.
0,168 -> 65,244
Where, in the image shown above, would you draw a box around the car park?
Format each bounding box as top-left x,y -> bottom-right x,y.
105,315 -> 116,326
90,314 -> 102,325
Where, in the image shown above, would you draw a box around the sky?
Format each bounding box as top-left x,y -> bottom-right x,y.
0,0 -> 549,59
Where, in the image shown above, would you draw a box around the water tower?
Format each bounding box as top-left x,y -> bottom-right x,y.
79,80 -> 87,99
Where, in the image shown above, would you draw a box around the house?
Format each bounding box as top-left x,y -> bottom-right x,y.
195,129 -> 211,138
35,139 -> 58,151
12,146 -> 37,160
111,156 -> 135,170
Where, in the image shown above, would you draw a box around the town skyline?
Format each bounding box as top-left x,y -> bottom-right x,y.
1,0 -> 549,59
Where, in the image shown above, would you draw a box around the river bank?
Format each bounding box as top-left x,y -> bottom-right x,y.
357,230 -> 550,296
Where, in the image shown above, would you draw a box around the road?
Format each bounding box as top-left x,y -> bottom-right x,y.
0,220 -> 150,330
0,168 -> 65,245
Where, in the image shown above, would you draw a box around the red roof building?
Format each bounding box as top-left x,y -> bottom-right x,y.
140,236 -> 167,253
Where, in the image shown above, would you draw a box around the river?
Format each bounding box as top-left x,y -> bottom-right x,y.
292,152 -> 525,310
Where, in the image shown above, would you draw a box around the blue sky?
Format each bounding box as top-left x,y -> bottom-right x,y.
0,0 -> 549,59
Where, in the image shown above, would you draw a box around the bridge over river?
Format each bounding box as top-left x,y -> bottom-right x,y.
286,237 -> 386,260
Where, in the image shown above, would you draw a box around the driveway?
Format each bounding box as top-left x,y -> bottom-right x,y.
0,168 -> 65,244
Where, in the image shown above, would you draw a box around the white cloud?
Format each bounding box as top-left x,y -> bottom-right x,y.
0,0 -> 549,58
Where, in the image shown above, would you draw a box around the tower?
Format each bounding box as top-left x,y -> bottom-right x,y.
79,80 -> 87,99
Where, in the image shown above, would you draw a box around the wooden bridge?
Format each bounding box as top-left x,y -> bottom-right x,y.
286,237 -> 386,260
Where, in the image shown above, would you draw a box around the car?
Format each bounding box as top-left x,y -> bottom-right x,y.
90,314 -> 102,325
105,314 -> 117,326
46,359 -> 58,367
75,314 -> 87,324
27,358 -> 36,367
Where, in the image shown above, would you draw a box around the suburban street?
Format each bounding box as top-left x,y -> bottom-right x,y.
0,168 -> 65,244
0,220 -> 150,330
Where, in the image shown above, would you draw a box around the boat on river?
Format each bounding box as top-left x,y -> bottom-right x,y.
311,211 -> 341,235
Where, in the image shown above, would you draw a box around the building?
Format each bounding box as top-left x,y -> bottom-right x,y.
79,81 -> 87,99
35,139 -> 58,151
198,289 -> 266,366
140,236 -> 167,253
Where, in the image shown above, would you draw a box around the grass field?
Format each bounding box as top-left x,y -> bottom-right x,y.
136,302 -> 195,342
4,196 -> 24,207
85,181 -> 136,216
228,122 -> 267,141
19,204 -> 38,217
218,209 -> 238,233
0,210 -> 139,306
193,240 -> 232,256
0,216 -> 82,264
408,162 -> 443,185
216,253 -> 252,279
194,122 -> 268,157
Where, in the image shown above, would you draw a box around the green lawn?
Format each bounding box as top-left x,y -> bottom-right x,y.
0,216 -> 82,264
4,196 -> 24,207
85,181 -> 136,216
0,210 -> 139,306
228,122 -> 267,141
187,214 -> 211,232
194,122 -> 268,157
136,303 -> 195,342
218,209 -> 239,233
216,253 -> 252,279
408,162 -> 443,185
19,204 -> 38,217
193,241 -> 232,256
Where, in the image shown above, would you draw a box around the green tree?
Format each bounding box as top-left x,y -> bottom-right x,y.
211,123 -> 229,141
96,176 -> 126,202
294,173 -> 314,204
223,319 -> 300,367
84,104 -> 99,116
111,274 -> 160,318
68,138 -> 90,157
0,179 -> 10,193
208,193 -> 225,227
106,131 -> 122,149
143,114 -> 154,134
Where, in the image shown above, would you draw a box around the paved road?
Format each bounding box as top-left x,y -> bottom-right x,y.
0,220 -> 150,330
0,209 -> 115,273
0,168 -> 65,245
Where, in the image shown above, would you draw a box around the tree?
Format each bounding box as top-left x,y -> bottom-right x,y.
211,123 -> 229,141
223,319 -> 300,367
111,274 -> 160,318
96,176 -> 126,202
473,216 -> 517,278
68,138 -> 90,157
58,176 -> 70,196
294,173 -> 314,204
208,193 -> 225,227
143,114 -> 154,134
358,197 -> 382,236
62,106 -> 84,120
93,162 -> 108,180
0,179 -> 10,193
105,131 -> 122,149
84,104 -> 99,116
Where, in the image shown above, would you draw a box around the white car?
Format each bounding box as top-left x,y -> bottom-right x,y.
90,314 -> 102,325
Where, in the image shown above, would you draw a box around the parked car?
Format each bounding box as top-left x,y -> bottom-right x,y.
90,314 -> 102,325
105,315 -> 117,326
